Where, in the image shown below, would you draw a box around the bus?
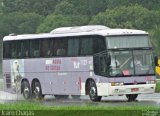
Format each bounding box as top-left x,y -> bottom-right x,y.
3,25 -> 157,102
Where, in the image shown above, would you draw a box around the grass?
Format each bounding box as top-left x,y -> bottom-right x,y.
0,102 -> 160,116
0,101 -> 158,110
156,81 -> 160,92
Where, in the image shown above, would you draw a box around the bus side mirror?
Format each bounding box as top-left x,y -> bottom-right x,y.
106,55 -> 111,66
154,56 -> 159,66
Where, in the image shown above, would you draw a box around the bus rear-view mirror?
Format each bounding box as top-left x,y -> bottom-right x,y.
154,56 -> 159,66
106,55 -> 111,66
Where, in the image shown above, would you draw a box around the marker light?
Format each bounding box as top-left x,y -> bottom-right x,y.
146,80 -> 156,84
111,82 -> 124,86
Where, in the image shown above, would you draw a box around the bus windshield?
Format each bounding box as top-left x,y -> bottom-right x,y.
109,49 -> 155,77
106,35 -> 151,49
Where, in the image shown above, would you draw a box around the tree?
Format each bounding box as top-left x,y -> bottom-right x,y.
54,1 -> 79,15
0,12 -> 44,37
37,14 -> 89,33
90,5 -> 160,30
106,0 -> 160,10
1,0 -> 61,16
54,0 -> 108,16
150,26 -> 160,55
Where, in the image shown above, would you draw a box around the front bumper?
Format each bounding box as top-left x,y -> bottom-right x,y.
109,84 -> 156,95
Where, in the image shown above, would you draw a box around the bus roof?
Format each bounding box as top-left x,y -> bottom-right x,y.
3,25 -> 148,41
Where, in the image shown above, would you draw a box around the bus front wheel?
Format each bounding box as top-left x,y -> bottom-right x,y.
21,80 -> 31,99
126,94 -> 138,102
88,80 -> 102,102
32,81 -> 44,100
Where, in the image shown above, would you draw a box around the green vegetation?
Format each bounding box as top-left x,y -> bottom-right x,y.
0,0 -> 160,58
156,81 -> 160,92
0,1 -> 160,115
0,102 -> 160,116
0,102 -> 159,110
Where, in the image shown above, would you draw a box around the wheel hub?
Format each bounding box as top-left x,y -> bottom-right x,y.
24,87 -> 29,97
90,87 -> 96,97
34,86 -> 40,95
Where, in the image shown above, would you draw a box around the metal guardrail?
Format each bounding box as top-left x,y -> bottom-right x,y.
0,78 -> 3,90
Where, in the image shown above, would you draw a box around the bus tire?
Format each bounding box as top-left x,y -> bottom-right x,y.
21,80 -> 31,100
126,94 -> 138,102
32,81 -> 44,100
88,80 -> 102,102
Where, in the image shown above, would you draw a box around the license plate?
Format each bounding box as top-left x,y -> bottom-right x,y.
131,88 -> 139,92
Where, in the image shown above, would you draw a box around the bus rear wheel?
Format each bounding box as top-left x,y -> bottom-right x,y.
88,80 -> 102,102
32,81 -> 44,100
21,80 -> 31,99
126,94 -> 138,102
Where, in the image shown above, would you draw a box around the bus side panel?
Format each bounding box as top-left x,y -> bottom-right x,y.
3,59 -> 23,93
3,57 -> 109,95
23,57 -> 95,95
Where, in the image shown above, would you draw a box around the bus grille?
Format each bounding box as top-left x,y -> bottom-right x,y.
124,82 -> 146,85
5,74 -> 11,88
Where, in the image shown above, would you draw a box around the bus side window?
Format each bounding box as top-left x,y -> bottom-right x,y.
17,41 -> 22,58
47,39 -> 53,56
93,36 -> 106,54
21,40 -> 29,58
40,39 -> 48,57
68,38 -> 79,56
54,38 -> 67,56
11,42 -> 17,58
80,37 -> 93,56
40,38 -> 54,57
30,40 -> 40,58
45,38 -> 54,57
3,42 -> 11,59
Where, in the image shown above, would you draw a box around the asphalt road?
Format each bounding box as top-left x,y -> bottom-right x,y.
0,91 -> 160,107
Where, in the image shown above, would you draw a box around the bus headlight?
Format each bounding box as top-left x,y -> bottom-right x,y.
146,80 -> 156,84
111,82 -> 124,86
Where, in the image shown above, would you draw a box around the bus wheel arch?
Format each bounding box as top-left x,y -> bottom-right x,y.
85,78 -> 94,95
21,79 -> 31,99
31,79 -> 44,100
85,78 -> 102,102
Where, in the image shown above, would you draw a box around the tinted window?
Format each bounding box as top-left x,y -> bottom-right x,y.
21,40 -> 30,58
40,38 -> 54,57
30,39 -> 40,57
80,36 -> 93,55
11,42 -> 17,58
3,35 -> 106,59
4,41 -> 29,59
53,38 -> 68,56
3,42 -> 11,59
80,35 -> 106,56
93,36 -> 106,53
68,37 -> 79,56
17,41 -> 22,58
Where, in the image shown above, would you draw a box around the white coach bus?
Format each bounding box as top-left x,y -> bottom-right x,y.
3,25 -> 157,101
